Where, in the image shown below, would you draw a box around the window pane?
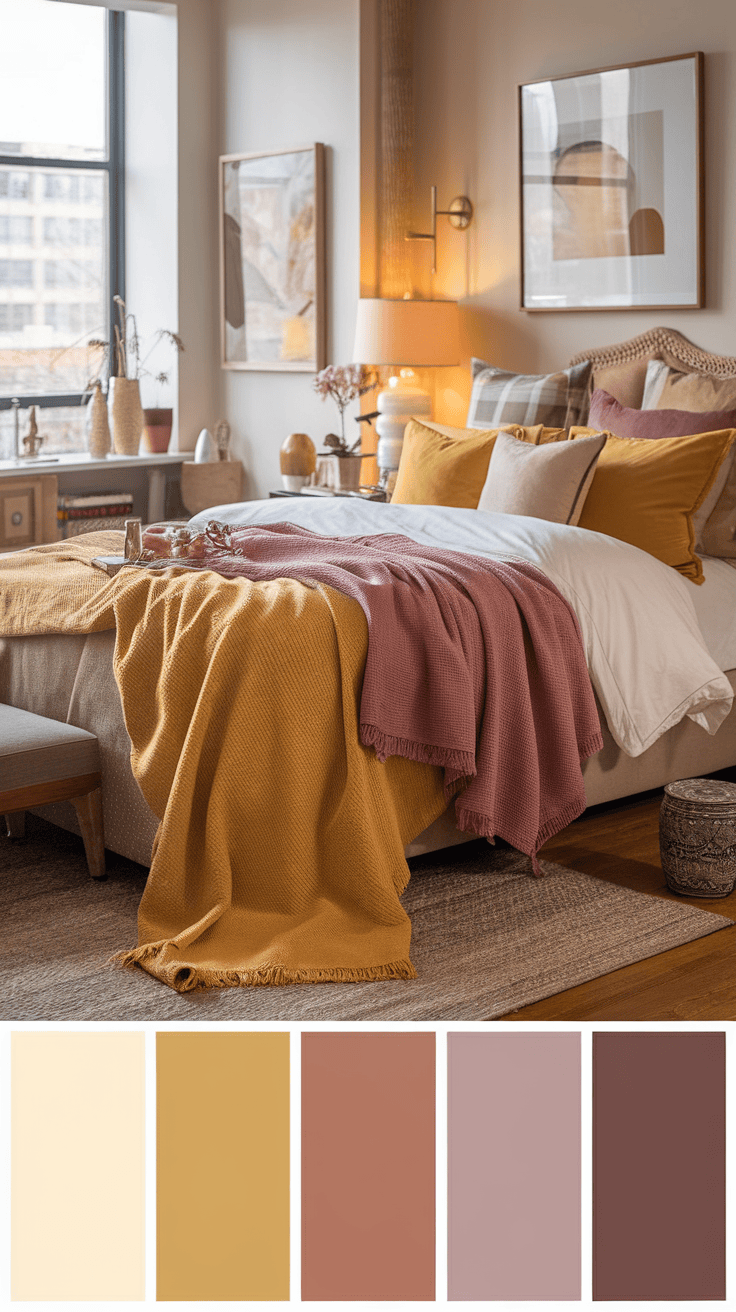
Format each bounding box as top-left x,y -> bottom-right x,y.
0,166 -> 108,396
0,0 -> 106,161
0,403 -> 87,460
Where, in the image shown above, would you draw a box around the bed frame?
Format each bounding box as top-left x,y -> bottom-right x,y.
2,329 -> 735,865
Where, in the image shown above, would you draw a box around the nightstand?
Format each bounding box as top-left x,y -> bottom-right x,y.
269,488 -> 387,502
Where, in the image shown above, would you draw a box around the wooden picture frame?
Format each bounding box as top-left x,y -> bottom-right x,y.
219,143 -> 326,371
519,53 -> 704,312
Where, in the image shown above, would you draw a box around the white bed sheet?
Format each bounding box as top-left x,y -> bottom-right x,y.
188,498 -> 734,759
693,557 -> 736,672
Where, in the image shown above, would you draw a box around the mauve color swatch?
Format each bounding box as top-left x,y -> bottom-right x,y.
301,1031 -> 435,1301
593,1031 -> 726,1301
448,1031 -> 581,1301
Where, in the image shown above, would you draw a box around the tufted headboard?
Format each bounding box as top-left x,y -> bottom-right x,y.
569,328 -> 736,411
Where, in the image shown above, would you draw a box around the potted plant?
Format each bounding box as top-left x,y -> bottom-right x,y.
108,296 -> 184,455
313,364 -> 377,491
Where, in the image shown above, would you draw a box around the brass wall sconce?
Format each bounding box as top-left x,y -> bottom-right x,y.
406,185 -> 474,274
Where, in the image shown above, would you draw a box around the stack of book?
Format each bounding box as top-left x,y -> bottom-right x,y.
57,492 -> 135,538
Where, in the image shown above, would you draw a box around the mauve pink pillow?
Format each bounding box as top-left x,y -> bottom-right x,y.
588,388 -> 736,439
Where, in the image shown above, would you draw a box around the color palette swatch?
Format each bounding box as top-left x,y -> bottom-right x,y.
593,1030 -> 726,1301
448,1031 -> 581,1300
301,1031 -> 436,1301
6,1027 -> 729,1303
156,1031 -> 290,1301
11,1031 -> 145,1302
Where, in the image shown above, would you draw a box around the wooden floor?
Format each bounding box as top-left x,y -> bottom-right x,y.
504,767 -> 736,1021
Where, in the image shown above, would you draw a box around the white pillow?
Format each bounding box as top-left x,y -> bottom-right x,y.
477,430 -> 607,525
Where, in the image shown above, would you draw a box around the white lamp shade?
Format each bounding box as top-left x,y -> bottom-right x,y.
352,298 -> 460,367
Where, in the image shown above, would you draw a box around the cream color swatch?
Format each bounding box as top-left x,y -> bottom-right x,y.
11,1031 -> 145,1301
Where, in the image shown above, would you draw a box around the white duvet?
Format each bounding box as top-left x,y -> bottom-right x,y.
188,498 -> 734,758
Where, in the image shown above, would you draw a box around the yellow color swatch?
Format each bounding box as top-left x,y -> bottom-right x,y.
157,1031 -> 290,1301
12,1031 -> 145,1301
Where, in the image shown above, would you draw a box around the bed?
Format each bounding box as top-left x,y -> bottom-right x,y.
1,328 -> 735,987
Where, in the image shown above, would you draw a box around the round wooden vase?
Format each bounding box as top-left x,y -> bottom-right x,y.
280,432 -> 316,492
108,376 -> 143,455
85,381 -> 111,458
142,407 -> 173,454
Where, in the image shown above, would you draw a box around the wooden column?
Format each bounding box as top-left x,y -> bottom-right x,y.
378,0 -> 415,299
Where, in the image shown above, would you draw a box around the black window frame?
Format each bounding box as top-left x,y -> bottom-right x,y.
0,9 -> 125,413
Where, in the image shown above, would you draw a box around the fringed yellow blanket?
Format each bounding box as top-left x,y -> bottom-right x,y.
0,533 -> 447,990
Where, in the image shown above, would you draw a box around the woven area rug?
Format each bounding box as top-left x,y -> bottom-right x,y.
3,815 -> 730,1021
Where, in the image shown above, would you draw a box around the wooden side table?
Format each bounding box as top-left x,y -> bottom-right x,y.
659,778 -> 736,898
181,461 -> 244,516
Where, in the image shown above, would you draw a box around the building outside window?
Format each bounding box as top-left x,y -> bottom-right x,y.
0,0 -> 124,457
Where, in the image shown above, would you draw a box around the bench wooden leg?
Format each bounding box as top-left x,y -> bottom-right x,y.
5,811 -> 25,838
71,787 -> 106,880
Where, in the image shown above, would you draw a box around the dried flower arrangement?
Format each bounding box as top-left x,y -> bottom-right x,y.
112,295 -> 185,390
313,363 -> 377,455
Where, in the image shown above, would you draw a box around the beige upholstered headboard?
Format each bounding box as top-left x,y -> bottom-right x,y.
569,328 -> 736,410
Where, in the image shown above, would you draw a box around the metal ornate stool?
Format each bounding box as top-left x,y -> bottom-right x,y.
659,778 -> 736,898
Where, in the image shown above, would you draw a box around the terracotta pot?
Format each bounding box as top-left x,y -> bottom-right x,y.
142,407 -> 173,454
108,377 -> 143,456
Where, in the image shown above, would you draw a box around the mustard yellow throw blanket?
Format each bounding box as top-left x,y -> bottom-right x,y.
0,534 -> 447,990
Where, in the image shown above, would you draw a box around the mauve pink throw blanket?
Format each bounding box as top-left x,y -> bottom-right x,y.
151,523 -> 603,871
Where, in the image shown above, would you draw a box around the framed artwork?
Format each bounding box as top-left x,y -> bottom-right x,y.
519,53 -> 704,312
219,143 -> 326,370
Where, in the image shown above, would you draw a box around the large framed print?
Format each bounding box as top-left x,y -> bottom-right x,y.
519,53 -> 704,312
220,143 -> 326,370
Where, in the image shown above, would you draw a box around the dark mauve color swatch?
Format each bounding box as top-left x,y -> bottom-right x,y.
593,1031 -> 725,1302
301,1031 -> 435,1301
448,1031 -> 581,1301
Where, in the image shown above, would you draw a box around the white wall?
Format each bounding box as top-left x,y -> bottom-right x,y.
125,9 -> 178,429
219,0 -> 361,497
175,0 -> 220,451
412,0 -> 736,425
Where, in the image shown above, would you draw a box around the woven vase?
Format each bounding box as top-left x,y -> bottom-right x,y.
85,381 -> 111,458
108,376 -> 143,456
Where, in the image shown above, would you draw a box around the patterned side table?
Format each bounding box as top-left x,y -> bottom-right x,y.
659,778 -> 736,898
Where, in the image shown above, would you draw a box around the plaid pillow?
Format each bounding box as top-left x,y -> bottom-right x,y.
467,358 -> 592,430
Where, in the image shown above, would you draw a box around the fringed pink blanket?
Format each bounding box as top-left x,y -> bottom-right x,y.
143,522 -> 604,871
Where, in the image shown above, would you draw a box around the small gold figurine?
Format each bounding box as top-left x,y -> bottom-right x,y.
22,407 -> 44,459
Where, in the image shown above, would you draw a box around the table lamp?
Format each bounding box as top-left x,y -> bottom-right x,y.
352,298 -> 461,485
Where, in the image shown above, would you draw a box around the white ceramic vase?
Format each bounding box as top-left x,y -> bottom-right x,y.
194,427 -> 216,462
86,381 -> 111,458
108,376 -> 143,456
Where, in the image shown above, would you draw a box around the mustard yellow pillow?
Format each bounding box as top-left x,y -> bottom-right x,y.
391,419 -> 564,508
568,426 -> 736,583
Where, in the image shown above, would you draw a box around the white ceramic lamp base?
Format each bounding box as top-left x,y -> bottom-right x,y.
376,373 -> 432,486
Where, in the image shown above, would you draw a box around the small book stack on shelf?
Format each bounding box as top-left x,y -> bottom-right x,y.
57,492 -> 135,539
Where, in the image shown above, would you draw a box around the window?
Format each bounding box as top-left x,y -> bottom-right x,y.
0,216 -> 32,243
0,304 -> 33,331
0,0 -> 125,456
0,259 -> 33,287
0,170 -> 30,200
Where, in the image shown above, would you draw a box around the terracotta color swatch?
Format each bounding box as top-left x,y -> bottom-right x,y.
593,1031 -> 726,1301
157,1031 -> 289,1301
11,1031 -> 145,1301
448,1031 -> 581,1300
301,1031 -> 435,1301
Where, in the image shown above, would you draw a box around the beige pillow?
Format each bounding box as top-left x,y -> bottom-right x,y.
477,430 -> 607,525
642,360 -> 736,412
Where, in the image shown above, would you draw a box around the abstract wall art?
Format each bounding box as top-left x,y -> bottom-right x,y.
520,54 -> 703,311
220,142 -> 325,370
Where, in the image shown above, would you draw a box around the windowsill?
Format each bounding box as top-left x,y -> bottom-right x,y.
0,450 -> 187,476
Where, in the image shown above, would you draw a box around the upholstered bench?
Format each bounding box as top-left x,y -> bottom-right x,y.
0,704 -> 105,880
